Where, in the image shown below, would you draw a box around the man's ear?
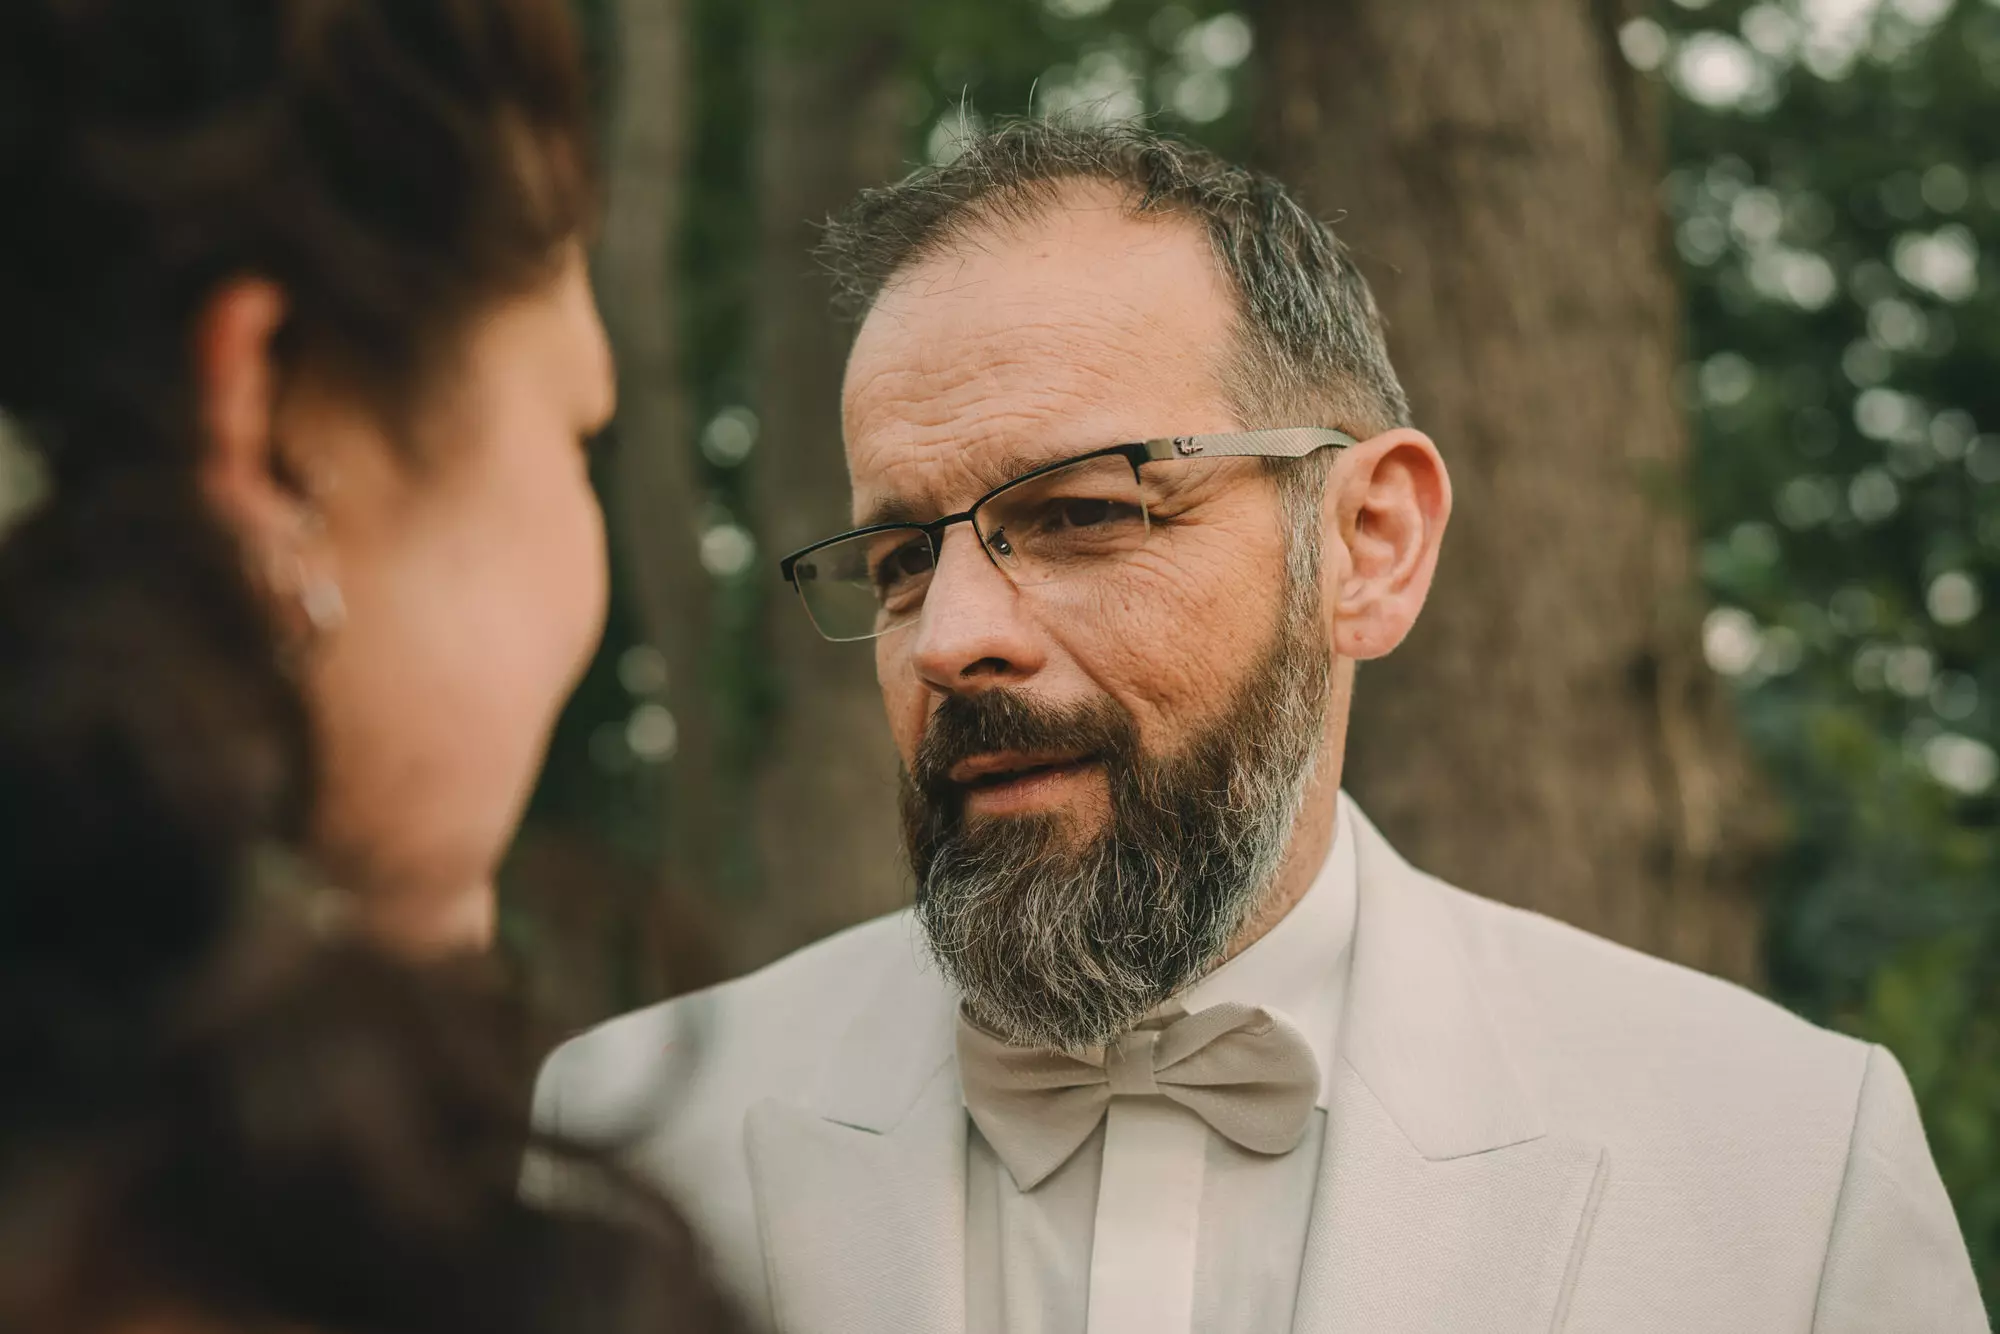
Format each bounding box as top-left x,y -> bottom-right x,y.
193,279 -> 301,553
1326,428 -> 1451,662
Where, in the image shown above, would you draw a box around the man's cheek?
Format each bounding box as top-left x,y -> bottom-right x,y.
876,667 -> 928,767
1061,604 -> 1236,730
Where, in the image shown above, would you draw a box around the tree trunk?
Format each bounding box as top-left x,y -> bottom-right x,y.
744,3 -> 910,966
1255,0 -> 1772,982
594,0 -> 718,939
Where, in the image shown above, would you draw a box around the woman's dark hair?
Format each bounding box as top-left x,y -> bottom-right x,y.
0,3 -> 742,1331
0,0 -> 595,477
4,918 -> 747,1334
0,0 -> 599,952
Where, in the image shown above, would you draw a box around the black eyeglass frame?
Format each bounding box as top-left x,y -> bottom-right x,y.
777,426 -> 1360,634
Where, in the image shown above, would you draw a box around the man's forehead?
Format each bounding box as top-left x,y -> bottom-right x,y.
859,194 -> 1223,350
841,197 -> 1236,519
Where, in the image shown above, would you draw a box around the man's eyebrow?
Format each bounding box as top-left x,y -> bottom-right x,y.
858,439 -> 1142,529
859,494 -> 931,528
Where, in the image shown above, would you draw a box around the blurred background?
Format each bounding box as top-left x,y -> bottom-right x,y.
4,0 -> 1995,1301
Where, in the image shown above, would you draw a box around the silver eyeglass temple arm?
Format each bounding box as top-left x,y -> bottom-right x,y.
1139,428 -> 1359,462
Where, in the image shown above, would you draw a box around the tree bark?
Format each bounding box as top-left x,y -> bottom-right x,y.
1255,0 -> 1773,982
594,0 -> 718,926
744,3 -> 910,966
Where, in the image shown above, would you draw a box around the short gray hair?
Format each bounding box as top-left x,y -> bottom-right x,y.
820,118 -> 1410,565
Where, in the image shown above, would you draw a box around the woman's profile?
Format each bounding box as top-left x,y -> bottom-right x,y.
0,0 -> 615,955
0,2 -> 741,1330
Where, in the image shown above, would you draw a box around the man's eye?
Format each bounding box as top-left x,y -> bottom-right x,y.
872,539 -> 934,591
1059,499 -> 1112,528
1046,498 -> 1142,531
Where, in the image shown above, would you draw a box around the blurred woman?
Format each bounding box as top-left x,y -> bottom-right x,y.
0,0 -> 613,954
0,1 -> 742,1330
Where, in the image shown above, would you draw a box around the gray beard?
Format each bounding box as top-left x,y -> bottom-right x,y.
902,578 -> 1330,1052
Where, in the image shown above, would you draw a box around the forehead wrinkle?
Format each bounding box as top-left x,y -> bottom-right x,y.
847,301 -> 1195,455
849,312 -> 1164,457
857,297 -> 1178,402
857,403 -> 1120,526
882,244 -> 1181,337
847,211 -> 1226,400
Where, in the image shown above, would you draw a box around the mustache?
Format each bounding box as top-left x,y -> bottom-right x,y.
902,689 -> 1143,925
911,689 -> 1138,795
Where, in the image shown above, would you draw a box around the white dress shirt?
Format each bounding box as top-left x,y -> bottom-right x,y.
964,798 -> 1360,1334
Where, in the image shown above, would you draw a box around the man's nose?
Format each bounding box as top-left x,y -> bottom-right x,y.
907,524 -> 1048,694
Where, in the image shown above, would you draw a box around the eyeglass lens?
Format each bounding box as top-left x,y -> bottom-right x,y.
792,452 -> 1150,642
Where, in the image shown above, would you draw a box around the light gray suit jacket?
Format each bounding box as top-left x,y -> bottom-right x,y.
533,807 -> 1987,1332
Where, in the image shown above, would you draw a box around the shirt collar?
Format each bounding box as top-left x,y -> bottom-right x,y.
1171,795 -> 1358,1108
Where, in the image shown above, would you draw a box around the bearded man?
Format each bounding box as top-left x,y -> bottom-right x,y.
534,122 -> 1983,1334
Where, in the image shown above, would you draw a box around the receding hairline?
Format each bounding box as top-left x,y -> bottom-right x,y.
865,173 -> 1228,306
852,173 -> 1281,443
823,119 -> 1411,441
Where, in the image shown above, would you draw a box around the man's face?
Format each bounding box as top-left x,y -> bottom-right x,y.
846,188 -> 1308,828
844,187 -> 1335,1047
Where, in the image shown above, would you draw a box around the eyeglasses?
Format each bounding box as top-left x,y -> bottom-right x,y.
778,427 -> 1357,643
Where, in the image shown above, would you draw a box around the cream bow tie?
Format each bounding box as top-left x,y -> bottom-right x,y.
956,1001 -> 1320,1190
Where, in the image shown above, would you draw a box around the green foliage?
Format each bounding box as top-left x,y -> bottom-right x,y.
900,0 -> 1257,164
681,0 -> 777,900
1650,0 -> 2000,1297
524,0 -> 769,885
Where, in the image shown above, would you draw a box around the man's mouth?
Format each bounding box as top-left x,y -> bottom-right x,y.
949,750 -> 1095,786
946,750 -> 1103,812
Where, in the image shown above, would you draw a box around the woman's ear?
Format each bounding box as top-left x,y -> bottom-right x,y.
194,279 -> 297,550
194,279 -> 346,640
1326,428 -> 1452,662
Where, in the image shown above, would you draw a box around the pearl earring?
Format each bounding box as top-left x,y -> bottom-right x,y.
299,573 -> 347,635
287,487 -> 343,637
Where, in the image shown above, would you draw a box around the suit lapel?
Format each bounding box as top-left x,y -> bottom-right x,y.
1292,807 -> 1607,1332
747,1065 -> 968,1334
1292,1070 -> 1606,1333
744,922 -> 968,1334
